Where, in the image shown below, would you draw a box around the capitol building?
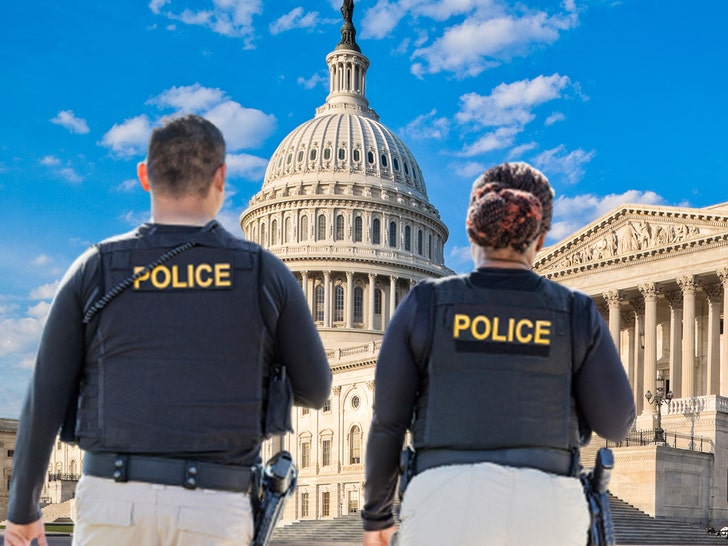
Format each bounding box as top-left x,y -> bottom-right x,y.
3,0 -> 728,530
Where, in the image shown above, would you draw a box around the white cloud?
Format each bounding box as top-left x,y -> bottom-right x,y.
216,208 -> 246,238
100,115 -> 154,157
40,156 -> 60,166
460,126 -> 519,156
507,142 -> 538,159
545,112 -> 566,126
149,0 -> 170,15
40,156 -> 83,183
0,312 -> 46,358
31,255 -> 52,267
204,102 -> 276,151
411,10 -> 578,78
29,281 -> 59,300
225,152 -> 268,180
453,160 -> 485,178
456,74 -> 573,128
361,0 -> 406,39
149,84 -> 227,111
116,179 -> 139,192
448,244 -> 473,272
297,71 -> 328,90
270,7 -> 321,35
550,190 -> 666,242
50,110 -> 90,134
400,109 -> 450,140
533,144 -> 596,184
151,0 -> 263,47
27,301 -> 51,319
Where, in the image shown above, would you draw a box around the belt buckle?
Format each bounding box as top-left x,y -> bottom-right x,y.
183,460 -> 199,490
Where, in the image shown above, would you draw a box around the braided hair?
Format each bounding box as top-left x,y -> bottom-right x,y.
466,162 -> 554,252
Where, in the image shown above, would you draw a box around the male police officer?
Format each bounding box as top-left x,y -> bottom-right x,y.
4,114 -> 332,546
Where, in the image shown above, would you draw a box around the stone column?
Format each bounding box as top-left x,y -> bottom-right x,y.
664,290 -> 683,398
346,271 -> 354,329
719,269 -> 728,395
639,283 -> 659,416
621,312 -> 636,389
368,273 -> 376,331
631,299 -> 645,415
388,276 -> 397,327
603,290 -> 622,351
704,282 -> 723,395
324,271 -> 332,328
301,271 -> 309,309
677,275 -> 696,398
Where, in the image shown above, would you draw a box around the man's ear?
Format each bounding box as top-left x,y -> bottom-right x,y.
137,162 -> 151,192
535,232 -> 547,252
213,163 -> 226,192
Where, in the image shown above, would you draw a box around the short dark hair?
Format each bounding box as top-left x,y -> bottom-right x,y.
146,114 -> 226,198
466,162 -> 554,252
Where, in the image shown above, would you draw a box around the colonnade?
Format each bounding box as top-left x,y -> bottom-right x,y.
601,268 -> 728,414
296,270 -> 415,330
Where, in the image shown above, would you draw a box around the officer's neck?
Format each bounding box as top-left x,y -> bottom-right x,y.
149,193 -> 221,227
471,242 -> 538,271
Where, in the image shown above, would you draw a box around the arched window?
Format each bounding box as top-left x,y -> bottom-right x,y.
404,225 -> 411,251
335,215 -> 345,241
315,285 -> 325,322
323,148 -> 331,160
367,151 -> 375,164
271,219 -> 278,245
260,223 -> 267,247
334,285 -> 344,322
338,147 -> 346,160
417,229 -> 423,255
309,148 -> 317,161
372,218 -> 381,245
354,216 -> 363,242
353,149 -> 361,162
317,214 -> 326,241
354,286 -> 363,322
300,215 -> 308,242
349,425 -> 362,464
381,154 -> 388,168
388,221 -> 397,248
374,289 -> 382,315
428,233 -> 432,258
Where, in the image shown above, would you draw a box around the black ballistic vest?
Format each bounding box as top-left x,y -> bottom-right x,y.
412,276 -> 581,453
76,229 -> 269,455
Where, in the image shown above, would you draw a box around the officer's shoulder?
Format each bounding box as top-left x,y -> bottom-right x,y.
538,275 -> 592,306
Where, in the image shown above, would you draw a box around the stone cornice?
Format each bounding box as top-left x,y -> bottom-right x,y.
535,204 -> 728,280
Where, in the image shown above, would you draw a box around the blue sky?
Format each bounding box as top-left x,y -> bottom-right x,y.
1,0 -> 726,418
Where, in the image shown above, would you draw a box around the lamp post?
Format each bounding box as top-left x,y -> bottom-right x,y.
644,372 -> 673,443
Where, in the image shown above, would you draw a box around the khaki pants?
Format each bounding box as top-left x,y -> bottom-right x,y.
71,475 -> 254,546
395,462 -> 590,546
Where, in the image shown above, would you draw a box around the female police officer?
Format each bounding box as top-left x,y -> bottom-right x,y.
362,162 -> 635,546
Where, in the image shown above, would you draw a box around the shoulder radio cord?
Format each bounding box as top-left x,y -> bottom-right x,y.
82,221 -> 218,324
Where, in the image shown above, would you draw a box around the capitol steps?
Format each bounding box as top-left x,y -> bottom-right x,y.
269,497 -> 722,545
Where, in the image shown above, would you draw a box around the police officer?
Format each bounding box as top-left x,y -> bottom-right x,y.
5,115 -> 332,546
362,162 -> 635,546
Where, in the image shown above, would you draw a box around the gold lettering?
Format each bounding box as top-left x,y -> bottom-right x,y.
491,317 -> 507,342
187,264 -> 196,288
151,266 -> 171,289
515,319 -> 533,343
172,265 -> 188,288
534,320 -> 552,345
470,316 -> 491,340
215,263 -> 232,287
453,314 -> 470,338
133,267 -> 150,289
195,264 -> 213,287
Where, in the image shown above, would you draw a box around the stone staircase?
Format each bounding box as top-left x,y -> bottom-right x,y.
269,497 -> 724,545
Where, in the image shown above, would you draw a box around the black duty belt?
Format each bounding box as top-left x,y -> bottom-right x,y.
415,447 -> 578,477
83,452 -> 253,493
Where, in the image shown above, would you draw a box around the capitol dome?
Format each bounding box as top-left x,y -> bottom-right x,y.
241,1 -> 451,339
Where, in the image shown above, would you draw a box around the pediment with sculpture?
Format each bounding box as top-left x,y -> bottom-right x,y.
534,204 -> 728,276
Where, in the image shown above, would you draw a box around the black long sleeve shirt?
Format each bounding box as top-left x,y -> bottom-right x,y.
362,268 -> 635,531
8,223 -> 332,524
